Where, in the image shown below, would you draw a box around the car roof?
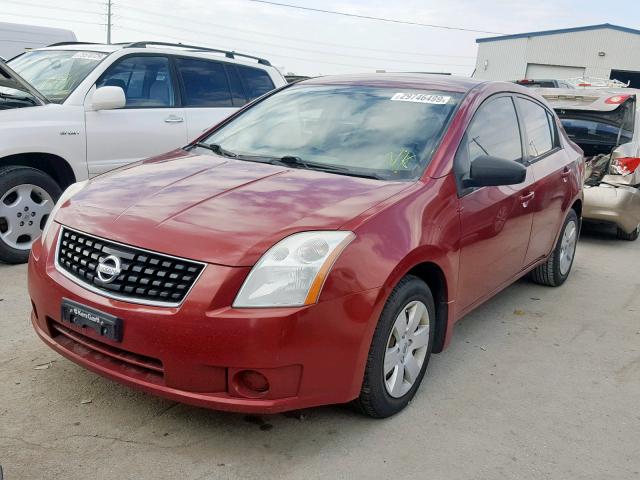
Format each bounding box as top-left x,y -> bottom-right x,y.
538,87 -> 639,111
31,42 -> 275,69
299,73 -> 487,93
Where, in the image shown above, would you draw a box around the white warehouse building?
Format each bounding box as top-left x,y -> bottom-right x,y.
472,23 -> 640,87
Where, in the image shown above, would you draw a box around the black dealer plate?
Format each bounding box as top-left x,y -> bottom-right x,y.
61,299 -> 123,342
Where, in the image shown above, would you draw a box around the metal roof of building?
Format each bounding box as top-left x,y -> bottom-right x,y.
476,23 -> 640,44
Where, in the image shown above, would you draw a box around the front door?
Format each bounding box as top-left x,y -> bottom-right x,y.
85,55 -> 187,175
455,95 -> 535,313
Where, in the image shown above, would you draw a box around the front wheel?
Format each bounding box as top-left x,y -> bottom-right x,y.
617,225 -> 639,241
529,209 -> 579,287
0,166 -> 61,264
355,275 -> 435,418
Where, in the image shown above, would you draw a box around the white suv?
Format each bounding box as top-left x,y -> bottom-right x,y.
0,41 -> 286,263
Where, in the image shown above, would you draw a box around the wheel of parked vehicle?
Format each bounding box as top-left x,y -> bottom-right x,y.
356,275 -> 435,418
616,225 -> 640,241
529,209 -> 579,287
0,166 -> 61,264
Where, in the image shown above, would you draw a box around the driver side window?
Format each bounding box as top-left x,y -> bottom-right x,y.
455,96 -> 523,191
97,56 -> 174,108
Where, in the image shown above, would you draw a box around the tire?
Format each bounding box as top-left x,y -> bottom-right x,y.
355,275 -> 435,418
0,166 -> 62,264
616,225 -> 639,241
529,209 -> 579,287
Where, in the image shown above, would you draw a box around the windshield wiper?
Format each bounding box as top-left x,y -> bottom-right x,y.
0,92 -> 38,105
193,142 -> 238,158
275,155 -> 383,180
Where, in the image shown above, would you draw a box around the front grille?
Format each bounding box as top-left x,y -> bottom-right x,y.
56,227 -> 205,306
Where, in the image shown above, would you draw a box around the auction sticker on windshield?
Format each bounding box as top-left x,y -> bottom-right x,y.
390,93 -> 451,104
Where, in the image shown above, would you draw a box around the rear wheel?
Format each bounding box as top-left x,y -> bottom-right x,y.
529,209 -> 579,287
617,225 -> 639,241
0,166 -> 61,264
356,275 -> 435,418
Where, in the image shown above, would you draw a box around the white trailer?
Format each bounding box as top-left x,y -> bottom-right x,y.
0,22 -> 76,60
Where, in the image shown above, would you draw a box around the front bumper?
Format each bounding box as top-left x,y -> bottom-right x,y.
583,184 -> 640,233
28,225 -> 382,414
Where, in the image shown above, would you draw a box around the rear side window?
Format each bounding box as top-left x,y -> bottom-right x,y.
455,96 -> 522,188
97,56 -> 174,107
225,64 -> 247,107
175,58 -> 232,107
236,65 -> 275,100
516,98 -> 556,157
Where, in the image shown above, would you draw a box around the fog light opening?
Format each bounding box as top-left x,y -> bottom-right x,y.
235,370 -> 270,398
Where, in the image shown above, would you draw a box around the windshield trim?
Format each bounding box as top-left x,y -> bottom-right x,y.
7,49 -> 110,104
196,83 -> 464,182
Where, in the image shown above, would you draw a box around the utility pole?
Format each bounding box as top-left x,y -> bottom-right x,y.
106,0 -> 113,44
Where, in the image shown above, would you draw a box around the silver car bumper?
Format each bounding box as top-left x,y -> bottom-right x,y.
583,184 -> 640,233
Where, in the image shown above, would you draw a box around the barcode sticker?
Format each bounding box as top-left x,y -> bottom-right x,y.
390,93 -> 451,104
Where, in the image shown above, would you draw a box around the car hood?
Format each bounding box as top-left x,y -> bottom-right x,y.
57,150 -> 411,266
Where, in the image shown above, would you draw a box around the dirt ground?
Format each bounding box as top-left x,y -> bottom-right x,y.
1,224 -> 639,480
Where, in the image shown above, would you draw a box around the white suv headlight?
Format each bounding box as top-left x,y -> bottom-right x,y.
41,180 -> 89,239
233,231 -> 355,308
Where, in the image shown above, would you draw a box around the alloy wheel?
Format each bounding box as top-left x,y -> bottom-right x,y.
0,184 -> 54,250
559,219 -> 578,276
383,300 -> 430,398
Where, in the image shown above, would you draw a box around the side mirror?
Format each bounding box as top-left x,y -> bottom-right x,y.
91,86 -> 126,111
463,155 -> 526,188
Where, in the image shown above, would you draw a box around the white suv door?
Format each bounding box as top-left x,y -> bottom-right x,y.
174,58 -> 276,141
84,55 -> 188,175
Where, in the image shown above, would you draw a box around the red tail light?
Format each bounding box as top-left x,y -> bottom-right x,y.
578,83 -> 591,87
611,157 -> 640,175
605,94 -> 631,105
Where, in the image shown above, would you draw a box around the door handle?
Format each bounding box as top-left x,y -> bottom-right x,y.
561,167 -> 571,181
164,115 -> 184,123
520,191 -> 535,207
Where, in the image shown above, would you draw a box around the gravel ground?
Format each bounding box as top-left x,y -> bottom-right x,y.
1,224 -> 639,480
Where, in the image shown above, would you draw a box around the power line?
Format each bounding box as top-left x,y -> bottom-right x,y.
0,12 -> 104,26
3,0 -> 102,16
245,0 -> 507,35
116,15 -> 474,68
120,2 -> 475,59
115,23 -> 468,73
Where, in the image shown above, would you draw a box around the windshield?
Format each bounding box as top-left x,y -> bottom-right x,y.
8,50 -> 107,103
202,85 -> 462,181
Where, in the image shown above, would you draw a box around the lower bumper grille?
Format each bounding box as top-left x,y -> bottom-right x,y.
50,320 -> 164,383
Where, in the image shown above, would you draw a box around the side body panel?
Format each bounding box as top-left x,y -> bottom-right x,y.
0,104 -> 88,181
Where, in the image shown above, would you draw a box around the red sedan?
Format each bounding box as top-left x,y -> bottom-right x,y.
28,74 -> 583,417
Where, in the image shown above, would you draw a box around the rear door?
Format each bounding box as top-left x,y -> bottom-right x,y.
85,54 -> 188,175
174,57 -> 238,141
516,96 -> 576,265
455,95 -> 536,312
175,58 -> 277,141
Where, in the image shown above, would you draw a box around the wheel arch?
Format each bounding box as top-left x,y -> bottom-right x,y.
0,153 -> 77,190
378,248 -> 454,355
571,198 -> 582,219
405,261 -> 449,354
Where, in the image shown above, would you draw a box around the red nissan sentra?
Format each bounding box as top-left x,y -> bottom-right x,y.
28,74 -> 583,417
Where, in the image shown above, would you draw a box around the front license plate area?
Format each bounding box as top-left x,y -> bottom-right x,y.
61,299 -> 123,342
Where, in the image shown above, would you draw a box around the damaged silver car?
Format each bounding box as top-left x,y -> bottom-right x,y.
542,89 -> 640,240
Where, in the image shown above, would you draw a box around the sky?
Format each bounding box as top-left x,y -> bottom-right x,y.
2,0 -> 639,76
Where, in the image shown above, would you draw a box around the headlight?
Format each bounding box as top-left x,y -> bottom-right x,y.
233,231 -> 355,307
41,180 -> 89,239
